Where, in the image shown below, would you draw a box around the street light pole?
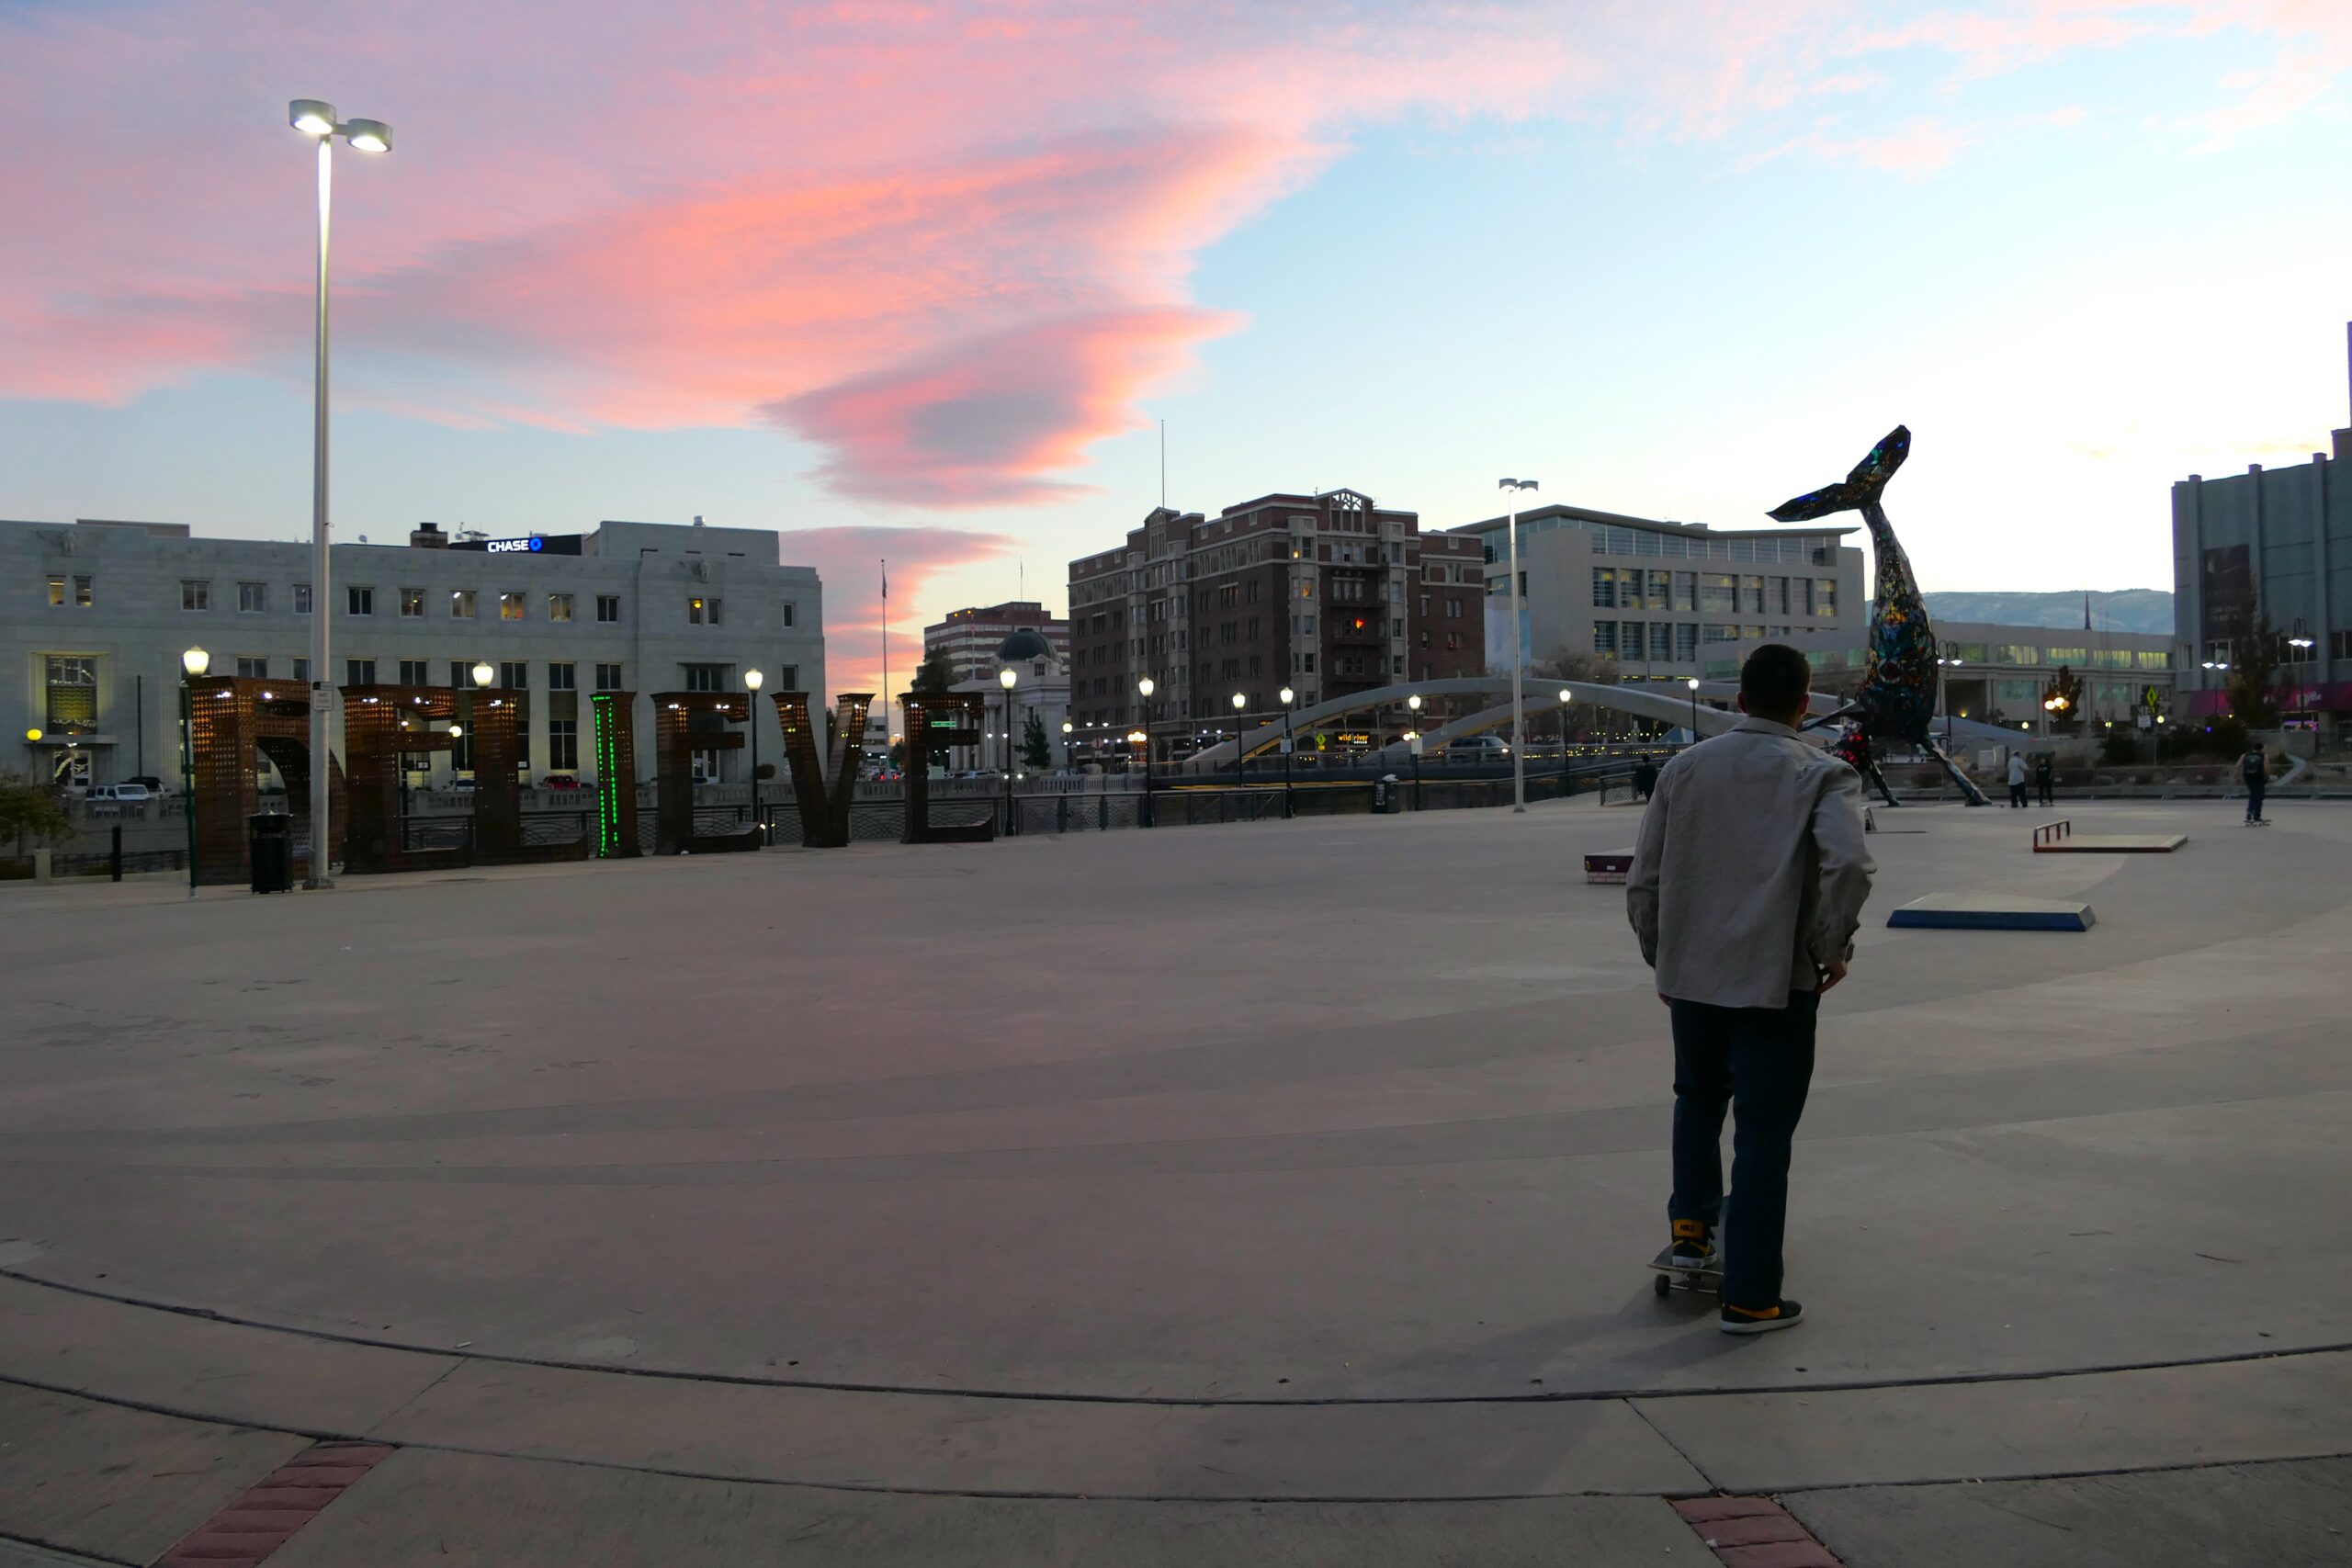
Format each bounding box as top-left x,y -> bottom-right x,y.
1279,685 -> 1295,818
744,668 -> 764,843
180,647 -> 209,897
999,666 -> 1018,838
1559,688 -> 1573,798
288,100 -> 390,889
1498,478 -> 1538,812
1136,675 -> 1156,828
1061,718 -> 1073,772
1406,693 -> 1423,811
1687,676 -> 1701,745
1231,691 -> 1248,790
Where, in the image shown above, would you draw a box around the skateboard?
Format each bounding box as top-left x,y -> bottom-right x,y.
1648,1241 -> 1724,1298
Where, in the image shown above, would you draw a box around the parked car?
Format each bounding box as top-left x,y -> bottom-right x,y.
539,773 -> 582,790
1446,735 -> 1511,757
87,783 -> 154,803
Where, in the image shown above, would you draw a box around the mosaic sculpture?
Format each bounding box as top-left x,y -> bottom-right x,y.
1769,425 -> 1989,807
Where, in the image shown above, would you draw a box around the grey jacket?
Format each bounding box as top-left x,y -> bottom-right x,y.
1626,718 -> 1875,1010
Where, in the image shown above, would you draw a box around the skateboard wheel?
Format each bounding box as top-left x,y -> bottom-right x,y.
1653,1272 -> 1671,1297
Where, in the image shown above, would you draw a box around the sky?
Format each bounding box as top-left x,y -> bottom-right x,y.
4,0 -> 2349,696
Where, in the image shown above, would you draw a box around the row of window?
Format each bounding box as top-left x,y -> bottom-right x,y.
47,576 -> 784,629
1593,568 -> 1839,618
198,658 -> 796,693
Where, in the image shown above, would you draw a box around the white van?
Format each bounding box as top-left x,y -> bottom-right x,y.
87,783 -> 154,804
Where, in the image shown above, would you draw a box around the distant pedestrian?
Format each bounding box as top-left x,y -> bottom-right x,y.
2033,754 -> 2054,807
2242,748 -> 2268,826
1633,758 -> 1659,802
2007,751 -> 2029,808
1628,644 -> 1875,1336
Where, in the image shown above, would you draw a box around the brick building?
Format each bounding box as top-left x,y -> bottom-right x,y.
922,600 -> 1069,684
1066,489 -> 1485,763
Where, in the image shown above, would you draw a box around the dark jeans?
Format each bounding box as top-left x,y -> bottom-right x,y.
2036,782 -> 2052,806
2008,784 -> 2029,807
2246,786 -> 2266,822
1669,991 -> 1818,1310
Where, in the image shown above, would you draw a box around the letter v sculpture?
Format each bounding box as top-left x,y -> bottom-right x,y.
1769,425 -> 1989,807
773,692 -> 872,847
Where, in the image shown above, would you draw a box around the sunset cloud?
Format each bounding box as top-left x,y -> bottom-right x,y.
0,0 -> 2343,509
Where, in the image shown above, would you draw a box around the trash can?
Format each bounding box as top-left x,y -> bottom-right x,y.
248,812 -> 292,894
1374,774 -> 1400,814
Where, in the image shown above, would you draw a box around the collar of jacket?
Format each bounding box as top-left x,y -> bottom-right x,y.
1730,716 -> 1804,739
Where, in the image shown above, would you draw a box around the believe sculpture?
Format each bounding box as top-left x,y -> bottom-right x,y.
1769,425 -> 1988,807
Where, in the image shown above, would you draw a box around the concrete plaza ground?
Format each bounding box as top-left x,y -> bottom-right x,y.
3,794 -> 2350,1564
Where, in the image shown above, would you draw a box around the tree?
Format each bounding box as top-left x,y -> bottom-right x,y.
1529,649 -> 1623,740
910,648 -> 957,695
0,770 -> 74,852
2041,665 -> 2086,733
2226,614 -> 2282,729
1021,710 -> 1051,770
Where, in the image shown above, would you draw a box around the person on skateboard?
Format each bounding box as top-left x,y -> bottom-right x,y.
1626,645 -> 1876,1334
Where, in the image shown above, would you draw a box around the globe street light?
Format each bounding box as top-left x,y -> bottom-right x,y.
1136,676 -> 1157,828
1278,685 -> 1296,818
744,669 -> 765,842
1498,477 -> 1538,812
472,660 -> 494,689
179,647 -> 210,897
288,98 -> 392,889
1230,691 -> 1248,788
1060,718 -> 1073,771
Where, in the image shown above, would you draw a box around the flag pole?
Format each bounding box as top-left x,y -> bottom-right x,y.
880,558 -> 890,762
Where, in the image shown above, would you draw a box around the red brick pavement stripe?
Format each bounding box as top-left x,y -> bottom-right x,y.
1673,1495 -> 1845,1568
155,1441 -> 394,1568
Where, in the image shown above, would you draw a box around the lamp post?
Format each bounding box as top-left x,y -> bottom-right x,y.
179,647 -> 209,896
288,99 -> 391,889
1686,676 -> 1702,744
743,669 -> 764,842
1136,676 -> 1156,827
1559,688 -> 1574,797
1278,685 -> 1295,818
1937,656 -> 1961,749
998,666 -> 1018,836
1498,477 -> 1539,812
1061,718 -> 1073,772
1406,693 -> 1423,811
1231,691 -> 1248,789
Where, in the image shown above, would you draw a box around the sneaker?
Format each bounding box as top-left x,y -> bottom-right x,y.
1668,1218 -> 1716,1269
1721,1298 -> 1804,1336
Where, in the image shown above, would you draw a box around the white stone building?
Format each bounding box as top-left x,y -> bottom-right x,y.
6,516 -> 823,790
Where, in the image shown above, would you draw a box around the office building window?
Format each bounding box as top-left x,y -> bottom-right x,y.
346,658 -> 376,685
1592,568 -> 1618,609
450,589 -> 477,618
781,603 -> 795,627
775,664 -> 797,689
1676,623 -> 1699,661
292,658 -> 310,682
44,656 -> 97,730
548,593 -> 573,623
46,575 -> 63,605
594,662 -> 624,692
448,660 -> 471,688
74,575 -> 93,608
182,580 -> 210,611
237,657 -> 268,678
238,581 -> 267,613
596,594 -> 620,623
688,596 -> 721,626
682,662 -> 729,692
347,586 -> 374,615
1699,574 -> 1735,612
1674,571 -> 1696,612
548,718 -> 578,772
1650,622 -> 1673,660
293,584 -> 312,614
547,661 -> 576,691
1815,580 -> 1838,617
500,592 -> 526,621
500,661 -> 528,690
1594,623 -> 1617,655
398,659 -> 431,685
2333,632 -> 2352,662
1743,575 -> 1766,613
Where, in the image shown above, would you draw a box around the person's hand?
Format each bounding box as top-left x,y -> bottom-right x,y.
1817,958 -> 1849,993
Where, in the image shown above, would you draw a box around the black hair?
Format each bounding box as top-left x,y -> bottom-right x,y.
1739,643 -> 1813,722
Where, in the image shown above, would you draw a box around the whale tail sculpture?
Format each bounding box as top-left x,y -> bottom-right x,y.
1768,425 -> 1989,807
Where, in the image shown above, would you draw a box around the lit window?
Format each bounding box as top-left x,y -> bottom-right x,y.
400,588 -> 424,617
74,575 -> 92,608
500,592 -> 526,621
450,590 -> 476,619
687,596 -> 721,626
548,593 -> 573,623
46,576 -> 64,606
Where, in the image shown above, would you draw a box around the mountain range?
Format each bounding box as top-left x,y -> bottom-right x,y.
1922,590 -> 2174,636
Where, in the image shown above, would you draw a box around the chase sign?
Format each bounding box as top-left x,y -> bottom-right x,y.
484,535 -> 545,554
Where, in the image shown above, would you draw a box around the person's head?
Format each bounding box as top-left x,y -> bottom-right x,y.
1736,644 -> 1813,727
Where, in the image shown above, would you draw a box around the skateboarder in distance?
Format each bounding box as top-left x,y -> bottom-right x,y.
2242,748 -> 2269,825
1626,644 -> 1876,1334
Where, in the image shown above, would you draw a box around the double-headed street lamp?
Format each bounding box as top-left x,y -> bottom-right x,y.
744,668 -> 764,841
288,98 -> 391,889
1498,477 -> 1539,812
1230,691 -> 1248,788
1278,685 -> 1295,818
1136,676 -> 1156,827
